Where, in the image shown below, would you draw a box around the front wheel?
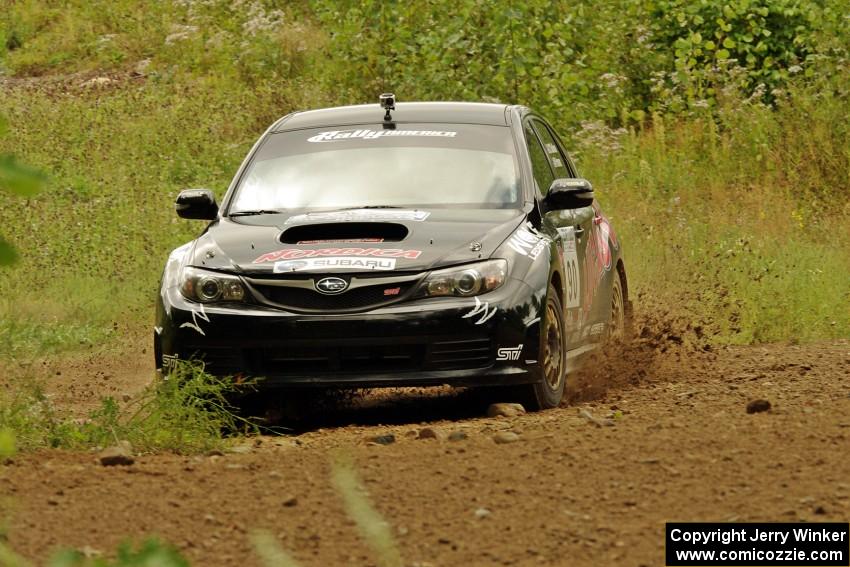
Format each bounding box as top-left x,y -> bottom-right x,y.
522,283 -> 567,410
609,271 -> 626,341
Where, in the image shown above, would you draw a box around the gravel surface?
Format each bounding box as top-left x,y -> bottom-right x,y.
2,340 -> 849,566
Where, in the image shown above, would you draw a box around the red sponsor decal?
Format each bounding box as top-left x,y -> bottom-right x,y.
581,204 -> 619,319
253,247 -> 422,264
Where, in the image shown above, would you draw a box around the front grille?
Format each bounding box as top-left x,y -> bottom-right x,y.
253,281 -> 416,312
182,337 -> 495,377
180,345 -> 246,375
260,342 -> 425,374
429,338 -> 493,370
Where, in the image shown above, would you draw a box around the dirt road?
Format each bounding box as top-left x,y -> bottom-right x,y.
3,339 -> 849,566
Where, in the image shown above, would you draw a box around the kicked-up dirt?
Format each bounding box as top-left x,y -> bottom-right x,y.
2,338 -> 850,566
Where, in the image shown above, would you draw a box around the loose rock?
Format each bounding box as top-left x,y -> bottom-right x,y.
746,399 -> 771,414
283,496 -> 298,507
493,431 -> 520,444
77,546 -> 102,559
487,403 -> 526,418
578,409 -> 615,427
133,59 -> 151,76
368,434 -> 396,445
165,25 -> 198,45
98,441 -> 134,467
448,431 -> 468,442
82,77 -> 114,88
474,507 -> 491,519
226,443 -> 252,454
418,427 -> 444,441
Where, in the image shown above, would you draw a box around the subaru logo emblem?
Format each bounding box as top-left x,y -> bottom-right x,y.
315,277 -> 348,295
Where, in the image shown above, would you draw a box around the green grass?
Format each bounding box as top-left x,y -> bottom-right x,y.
581,83 -> 850,343
0,82 -> 278,356
0,361 -> 252,453
0,0 -> 325,356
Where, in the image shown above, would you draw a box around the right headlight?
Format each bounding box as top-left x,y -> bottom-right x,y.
179,266 -> 249,303
414,259 -> 507,298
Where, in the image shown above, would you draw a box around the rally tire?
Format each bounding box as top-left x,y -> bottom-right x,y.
523,283 -> 567,411
607,267 -> 633,343
609,271 -> 626,341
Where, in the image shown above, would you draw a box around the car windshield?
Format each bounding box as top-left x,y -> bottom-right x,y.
229,123 -> 519,212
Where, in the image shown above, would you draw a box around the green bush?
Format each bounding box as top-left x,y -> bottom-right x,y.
80,360 -> 258,453
311,0 -> 847,126
644,0 -> 820,111
0,361 -> 255,453
311,0 -> 642,124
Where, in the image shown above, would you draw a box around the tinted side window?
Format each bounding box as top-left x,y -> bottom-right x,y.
548,127 -> 580,178
524,122 -> 555,195
533,120 -> 570,179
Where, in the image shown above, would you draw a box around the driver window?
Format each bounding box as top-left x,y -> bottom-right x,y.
524,122 -> 555,196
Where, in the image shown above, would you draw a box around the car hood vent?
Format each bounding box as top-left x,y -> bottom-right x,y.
280,222 -> 408,244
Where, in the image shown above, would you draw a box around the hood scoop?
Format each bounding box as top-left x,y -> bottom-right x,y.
280,222 -> 409,244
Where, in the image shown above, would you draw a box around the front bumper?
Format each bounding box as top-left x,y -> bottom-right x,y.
155,277 -> 545,388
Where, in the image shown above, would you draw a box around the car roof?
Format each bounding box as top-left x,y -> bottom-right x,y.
271,102 -> 513,132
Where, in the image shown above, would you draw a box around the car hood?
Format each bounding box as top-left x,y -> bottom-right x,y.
189,208 -> 528,275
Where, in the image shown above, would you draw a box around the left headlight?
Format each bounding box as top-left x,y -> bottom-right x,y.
414,259 -> 507,298
180,266 -> 248,303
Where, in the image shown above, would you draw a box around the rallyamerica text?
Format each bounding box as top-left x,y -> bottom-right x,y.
670,527 -> 848,546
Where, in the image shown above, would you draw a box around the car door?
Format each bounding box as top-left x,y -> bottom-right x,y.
547,122 -> 616,341
527,118 -> 596,347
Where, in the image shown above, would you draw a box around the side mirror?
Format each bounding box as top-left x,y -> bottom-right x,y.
175,189 -> 218,220
543,178 -> 595,210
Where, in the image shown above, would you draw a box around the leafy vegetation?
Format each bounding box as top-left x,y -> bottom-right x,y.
645,0 -> 822,108
0,113 -> 45,265
311,0 -> 847,121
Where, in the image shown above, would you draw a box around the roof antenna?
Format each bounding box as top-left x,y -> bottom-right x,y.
380,93 -> 395,122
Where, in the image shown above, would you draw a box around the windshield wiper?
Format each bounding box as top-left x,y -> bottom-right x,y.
228,209 -> 283,217
231,206 -> 407,217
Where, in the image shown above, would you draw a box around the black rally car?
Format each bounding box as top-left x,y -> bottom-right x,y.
155,96 -> 630,409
